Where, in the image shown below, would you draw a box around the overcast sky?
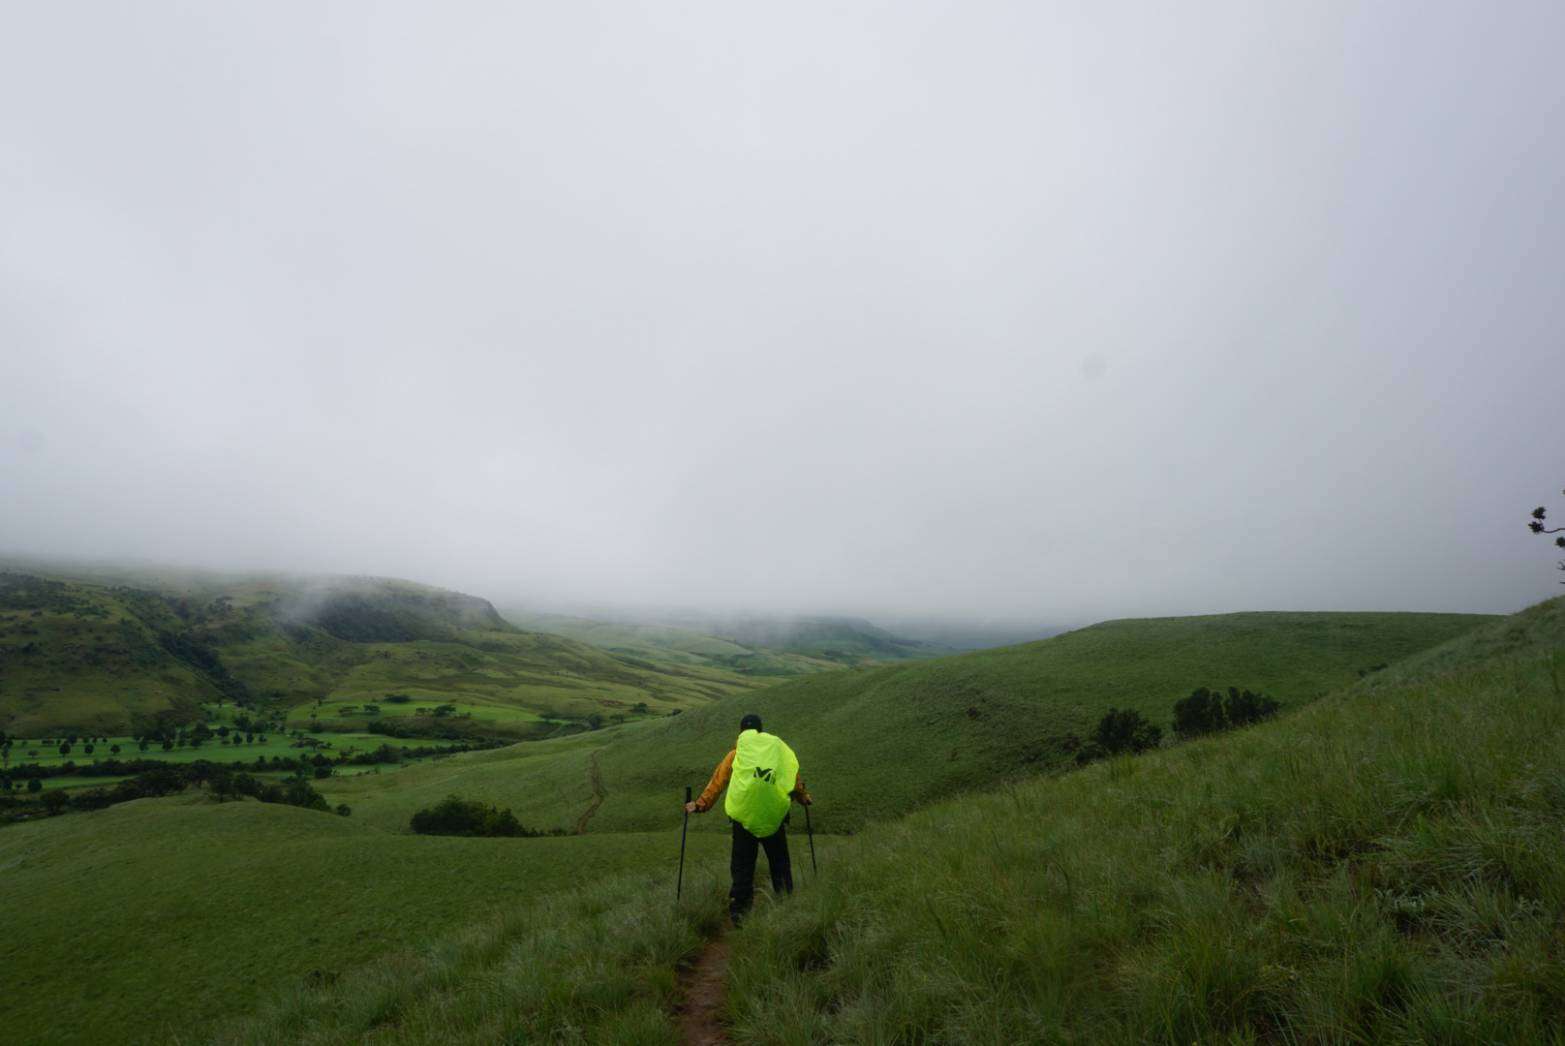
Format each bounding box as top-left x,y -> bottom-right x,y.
2,2 -> 1562,623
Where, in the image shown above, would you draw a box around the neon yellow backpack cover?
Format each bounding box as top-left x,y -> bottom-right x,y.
724,728 -> 799,837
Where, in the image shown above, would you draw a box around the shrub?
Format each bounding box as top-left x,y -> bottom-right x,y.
409,795 -> 542,837
1223,686 -> 1279,727
27,777 -> 42,794
335,804 -> 351,817
1173,687 -> 1228,738
1081,707 -> 1162,761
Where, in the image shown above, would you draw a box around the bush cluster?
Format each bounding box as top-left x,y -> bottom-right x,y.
408,795 -> 559,838
1074,707 -> 1163,762
1172,686 -> 1280,738
1075,685 -> 1281,765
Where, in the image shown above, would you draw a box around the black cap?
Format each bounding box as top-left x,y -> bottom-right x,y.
739,713 -> 763,732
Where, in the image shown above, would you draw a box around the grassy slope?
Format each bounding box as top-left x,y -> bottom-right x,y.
502,609 -> 844,678
0,574 -> 217,735
722,597 -> 1565,1043
0,606 -> 1502,1044
655,611 -> 947,664
0,570 -> 768,737
0,796 -> 730,1045
323,611 -> 1492,835
218,603 -> 1564,1044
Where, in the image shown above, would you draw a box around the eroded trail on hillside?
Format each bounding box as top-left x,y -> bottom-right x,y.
676,935 -> 732,1045
574,752 -> 606,834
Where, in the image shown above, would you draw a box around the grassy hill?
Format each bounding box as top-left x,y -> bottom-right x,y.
321,610 -> 1492,836
212,598 -> 1564,1044
0,795 -> 732,1045
0,569 -> 770,738
717,596 -> 1565,1043
506,607 -> 945,671
0,603 -> 1508,1043
501,609 -> 848,678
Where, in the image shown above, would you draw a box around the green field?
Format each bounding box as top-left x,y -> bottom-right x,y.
0,797 -> 732,1045
286,696 -> 558,733
321,611 -> 1493,836
9,731 -> 432,770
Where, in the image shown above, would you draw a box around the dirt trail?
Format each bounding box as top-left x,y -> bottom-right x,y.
676,935 -> 732,1045
573,752 -> 605,834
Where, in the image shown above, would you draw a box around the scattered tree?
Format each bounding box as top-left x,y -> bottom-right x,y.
1529,496 -> 1565,582
1173,687 -> 1227,739
409,795 -> 544,837
1077,708 -> 1162,763
1224,687 -> 1279,728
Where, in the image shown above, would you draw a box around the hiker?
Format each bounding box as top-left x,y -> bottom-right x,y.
683,713 -> 812,924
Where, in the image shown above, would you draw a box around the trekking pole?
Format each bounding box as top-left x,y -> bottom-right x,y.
804,802 -> 818,876
676,785 -> 691,901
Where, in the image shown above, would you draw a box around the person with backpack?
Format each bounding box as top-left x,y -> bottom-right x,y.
683,713 -> 812,924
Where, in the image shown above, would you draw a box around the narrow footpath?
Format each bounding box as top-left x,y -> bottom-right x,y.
573,752 -> 605,834
676,935 -> 732,1045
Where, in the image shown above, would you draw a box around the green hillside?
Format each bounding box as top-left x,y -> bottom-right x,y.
656,611 -> 946,664
322,611 -> 1491,836
508,607 -> 946,668
0,573 -> 222,735
0,603 -> 1506,1044
501,609 -> 847,678
719,596 -> 1565,1043
214,599 -> 1565,1044
0,570 -> 768,738
0,796 -> 732,1045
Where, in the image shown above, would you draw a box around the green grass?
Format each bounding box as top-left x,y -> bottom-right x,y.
323,611 -> 1491,837
0,603 -> 1510,1043
217,599 -> 1565,1044
0,797 -> 730,1045
721,597 -> 1565,1043
212,866 -> 734,1046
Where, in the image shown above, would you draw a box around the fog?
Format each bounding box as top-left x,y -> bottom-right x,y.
3,2 -> 1562,624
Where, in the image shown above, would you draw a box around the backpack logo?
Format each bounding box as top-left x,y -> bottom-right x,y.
753,766 -> 775,783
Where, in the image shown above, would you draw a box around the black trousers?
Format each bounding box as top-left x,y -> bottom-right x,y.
729,818 -> 792,921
